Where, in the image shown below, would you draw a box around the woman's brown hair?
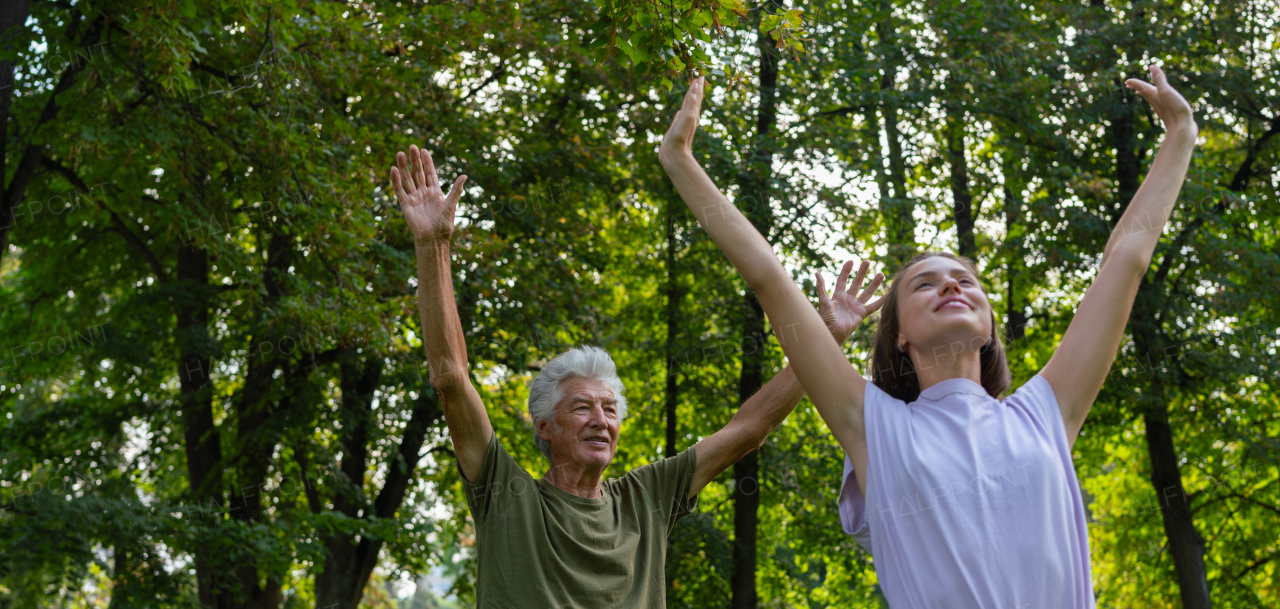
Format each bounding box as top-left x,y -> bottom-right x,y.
868,252 -> 1011,403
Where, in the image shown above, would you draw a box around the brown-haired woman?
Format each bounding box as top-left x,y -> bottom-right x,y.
659,66 -> 1197,608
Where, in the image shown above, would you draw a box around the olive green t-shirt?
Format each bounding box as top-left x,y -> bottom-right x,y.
460,434 -> 699,609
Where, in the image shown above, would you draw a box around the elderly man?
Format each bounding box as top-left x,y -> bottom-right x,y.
388,145 -> 883,608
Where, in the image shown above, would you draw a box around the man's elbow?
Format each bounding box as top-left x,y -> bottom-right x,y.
430,368 -> 473,399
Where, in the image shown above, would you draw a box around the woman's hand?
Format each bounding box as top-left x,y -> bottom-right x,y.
815,260 -> 885,344
390,144 -> 468,245
1125,65 -> 1197,137
658,76 -> 706,167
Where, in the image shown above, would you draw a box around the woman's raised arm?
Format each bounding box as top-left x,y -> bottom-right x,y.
1040,65 -> 1198,447
658,77 -> 877,473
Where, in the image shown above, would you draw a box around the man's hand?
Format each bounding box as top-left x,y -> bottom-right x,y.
390,144 -> 468,245
815,260 -> 885,344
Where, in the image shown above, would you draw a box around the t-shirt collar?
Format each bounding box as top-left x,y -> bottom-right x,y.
917,377 -> 988,402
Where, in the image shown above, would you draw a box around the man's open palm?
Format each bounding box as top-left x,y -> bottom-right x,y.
815,260 -> 885,344
390,144 -> 467,244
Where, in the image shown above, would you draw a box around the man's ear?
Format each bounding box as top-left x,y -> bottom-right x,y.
536,418 -> 552,441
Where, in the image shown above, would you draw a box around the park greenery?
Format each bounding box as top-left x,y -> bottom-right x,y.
0,0 -> 1277,607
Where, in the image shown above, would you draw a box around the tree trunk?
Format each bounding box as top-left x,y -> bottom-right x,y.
946,103 -> 976,258
1002,139 -> 1027,342
732,293 -> 765,609
729,3 -> 781,605
316,351 -> 384,609
874,0 -> 914,266
1108,69 -> 1212,607
0,0 -> 32,255
664,191 -> 681,459
175,240 -> 225,608
314,363 -> 442,609
1,12 -> 102,266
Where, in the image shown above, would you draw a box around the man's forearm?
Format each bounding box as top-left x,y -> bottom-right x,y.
415,239 -> 470,391
729,366 -> 805,450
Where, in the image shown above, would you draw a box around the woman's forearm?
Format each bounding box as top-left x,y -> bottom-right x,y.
1103,121 -> 1198,268
659,150 -> 788,290
660,151 -> 865,434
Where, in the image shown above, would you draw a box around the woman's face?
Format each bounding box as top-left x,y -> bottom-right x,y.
895,256 -> 993,363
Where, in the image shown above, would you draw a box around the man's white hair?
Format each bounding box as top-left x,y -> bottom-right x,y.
527,346 -> 628,458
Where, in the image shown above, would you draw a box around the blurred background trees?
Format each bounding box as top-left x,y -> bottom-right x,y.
0,1 -> 1276,607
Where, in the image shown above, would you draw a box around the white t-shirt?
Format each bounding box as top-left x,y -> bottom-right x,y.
838,375 -> 1095,608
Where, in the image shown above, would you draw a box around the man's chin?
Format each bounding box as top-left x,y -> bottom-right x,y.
577,448 -> 614,466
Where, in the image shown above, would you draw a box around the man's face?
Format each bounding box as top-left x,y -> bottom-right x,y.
537,377 -> 621,473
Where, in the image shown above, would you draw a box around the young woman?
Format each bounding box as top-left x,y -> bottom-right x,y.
659,66 -> 1196,607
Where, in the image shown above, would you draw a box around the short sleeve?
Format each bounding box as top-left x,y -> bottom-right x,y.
615,446 -> 699,531
1007,375 -> 1067,445
838,453 -> 874,555
459,434 -> 532,525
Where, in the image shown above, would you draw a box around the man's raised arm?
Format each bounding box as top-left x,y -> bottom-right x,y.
390,145 -> 491,482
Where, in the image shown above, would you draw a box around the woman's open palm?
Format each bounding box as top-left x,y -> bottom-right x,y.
659,77 -> 706,163
1125,65 -> 1196,134
390,145 -> 467,244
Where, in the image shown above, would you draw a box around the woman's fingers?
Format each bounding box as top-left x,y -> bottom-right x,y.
1124,78 -> 1158,102
1149,64 -> 1168,87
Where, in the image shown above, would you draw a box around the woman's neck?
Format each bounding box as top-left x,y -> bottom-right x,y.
910,347 -> 983,393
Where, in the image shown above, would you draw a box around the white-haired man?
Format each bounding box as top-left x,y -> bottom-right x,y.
388,146 -> 884,608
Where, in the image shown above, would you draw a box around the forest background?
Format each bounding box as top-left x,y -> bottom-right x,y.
0,1 -> 1276,608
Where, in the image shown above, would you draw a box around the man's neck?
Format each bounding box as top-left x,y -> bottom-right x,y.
543,460 -> 605,499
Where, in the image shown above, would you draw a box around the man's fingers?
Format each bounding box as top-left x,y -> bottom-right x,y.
859,272 -> 885,302
410,145 -> 428,191
396,151 -> 415,191
849,260 -> 870,294
423,149 -> 439,189
833,260 -> 853,295
815,272 -> 829,302
865,295 -> 886,315
390,167 -> 408,202
445,175 -> 468,209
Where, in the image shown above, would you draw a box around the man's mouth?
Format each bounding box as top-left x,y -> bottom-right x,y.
583,435 -> 610,446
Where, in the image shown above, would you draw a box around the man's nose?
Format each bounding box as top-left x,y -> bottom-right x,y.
587,404 -> 608,426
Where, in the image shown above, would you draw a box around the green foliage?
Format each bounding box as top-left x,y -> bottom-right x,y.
2,0 -> 1278,608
